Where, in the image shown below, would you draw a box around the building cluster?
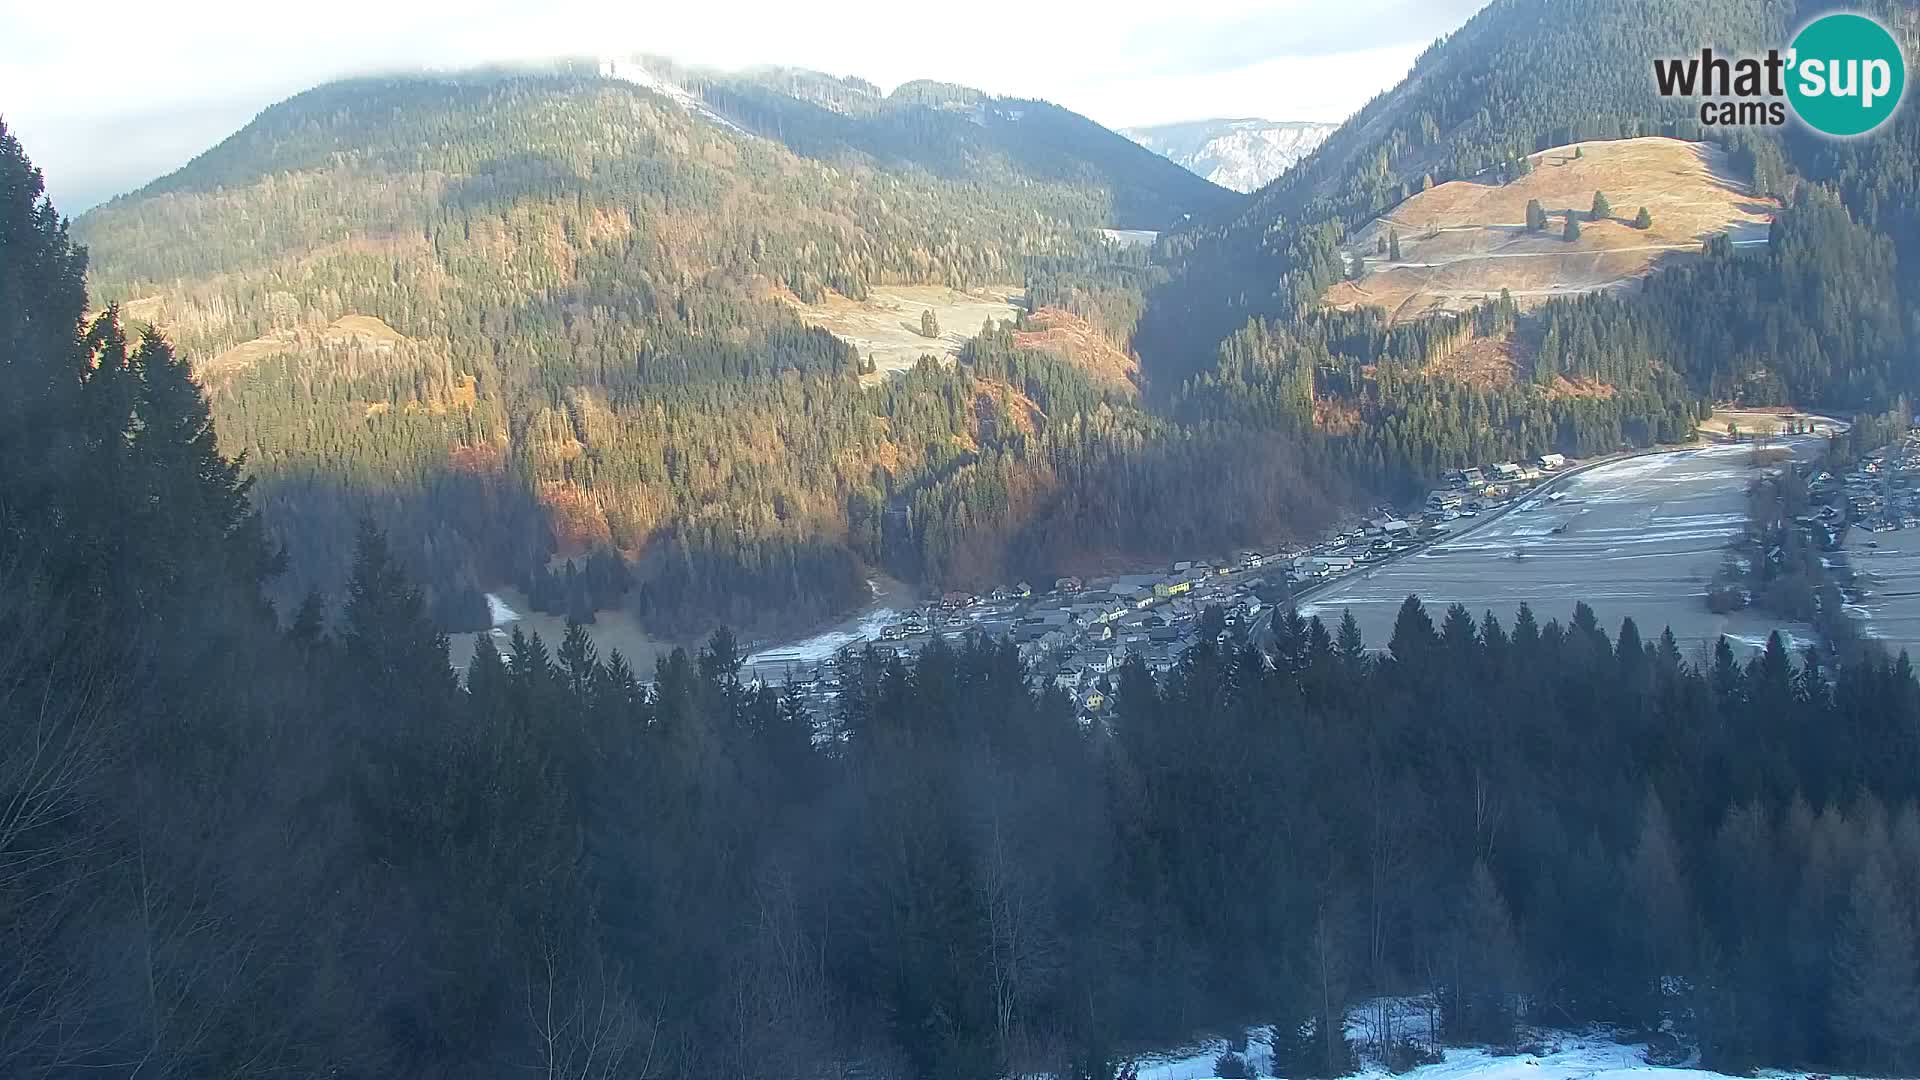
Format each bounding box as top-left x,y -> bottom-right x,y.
1817,431 -> 1920,540
760,453 -> 1575,728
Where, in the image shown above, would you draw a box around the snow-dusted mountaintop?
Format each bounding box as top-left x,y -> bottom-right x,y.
1123,117 -> 1337,193
598,58 -> 750,134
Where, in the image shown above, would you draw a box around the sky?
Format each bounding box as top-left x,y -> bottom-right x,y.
0,0 -> 1490,214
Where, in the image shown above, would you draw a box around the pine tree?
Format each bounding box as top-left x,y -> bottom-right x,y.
1563,213 -> 1582,242
1445,862 -> 1523,1043
1525,199 -> 1548,232
1634,206 -> 1653,230
288,590 -> 328,649
919,308 -> 941,338
1337,610 -> 1367,671
130,330 -> 281,598
342,520 -> 456,701
1348,252 -> 1366,280
1831,854 -> 1920,1071
558,615 -> 599,701
1389,228 -> 1402,261
1625,788 -> 1691,1022
1590,191 -> 1612,222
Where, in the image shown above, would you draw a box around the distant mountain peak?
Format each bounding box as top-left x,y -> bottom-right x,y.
1122,117 -> 1337,193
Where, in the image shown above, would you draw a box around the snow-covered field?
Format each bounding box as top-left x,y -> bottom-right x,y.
1299,439 -> 1824,659
1135,1027 -> 1813,1080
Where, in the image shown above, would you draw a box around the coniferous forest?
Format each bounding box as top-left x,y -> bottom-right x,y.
11,114 -> 1920,1075
67,0 -> 1920,644
15,111 -> 1920,1076
13,0 -> 1920,1072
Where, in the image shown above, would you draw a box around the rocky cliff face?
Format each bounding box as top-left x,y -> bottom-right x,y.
1122,118 -> 1336,192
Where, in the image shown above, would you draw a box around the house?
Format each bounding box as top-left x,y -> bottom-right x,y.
1072,649 -> 1116,674
1054,576 -> 1083,593
1427,490 -> 1464,511
1081,689 -> 1106,712
1053,666 -> 1086,689
1381,520 -> 1414,539
1538,453 -> 1566,470
1172,560 -> 1193,574
1462,467 -> 1486,487
1014,581 -> 1033,598
1491,462 -> 1524,482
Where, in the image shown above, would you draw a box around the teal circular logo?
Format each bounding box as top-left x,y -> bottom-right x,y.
1787,12 -> 1906,136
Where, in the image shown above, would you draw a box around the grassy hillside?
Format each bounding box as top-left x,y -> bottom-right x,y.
1322,138 -> 1777,322
1137,0 -> 1798,387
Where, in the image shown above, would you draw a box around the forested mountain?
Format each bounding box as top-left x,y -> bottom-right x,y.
73,63 -> 1241,636
14,111 -> 1920,1073
1138,0 -> 1801,383
647,58 -> 1239,227
1122,0 -> 1920,521
69,0 -> 1920,648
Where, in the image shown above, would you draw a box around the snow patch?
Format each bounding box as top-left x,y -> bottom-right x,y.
484,592 -> 521,628
746,606 -> 903,666
600,58 -> 751,136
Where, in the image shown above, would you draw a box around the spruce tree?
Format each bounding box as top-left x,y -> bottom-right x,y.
1590,190 -> 1612,221
1563,213 -> 1582,242
1634,206 -> 1653,229
131,331 -> 280,596
1525,198 -> 1548,232
1831,854 -> 1920,1071
558,615 -> 599,701
1389,228 -> 1402,261
342,520 -> 456,701
1336,609 -> 1368,671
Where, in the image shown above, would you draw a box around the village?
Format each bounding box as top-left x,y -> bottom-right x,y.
755,452 -> 1578,728
1828,430 -> 1920,537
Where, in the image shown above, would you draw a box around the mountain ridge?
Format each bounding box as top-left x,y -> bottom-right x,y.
1122,117 -> 1337,192
69,60 -> 1257,636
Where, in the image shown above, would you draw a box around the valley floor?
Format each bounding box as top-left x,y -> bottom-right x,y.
1134,1021 -> 1852,1080
1300,437 -> 1827,660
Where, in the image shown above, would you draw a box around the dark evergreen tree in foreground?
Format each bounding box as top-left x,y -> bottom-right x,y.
12,29 -> 1920,1074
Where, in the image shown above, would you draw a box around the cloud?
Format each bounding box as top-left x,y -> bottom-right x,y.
0,0 -> 1489,214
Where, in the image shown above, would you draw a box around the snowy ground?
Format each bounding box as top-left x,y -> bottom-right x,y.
1132,1024 -> 1827,1080
1299,439 -> 1824,661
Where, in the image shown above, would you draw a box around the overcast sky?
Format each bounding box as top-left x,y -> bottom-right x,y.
0,0 -> 1489,214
